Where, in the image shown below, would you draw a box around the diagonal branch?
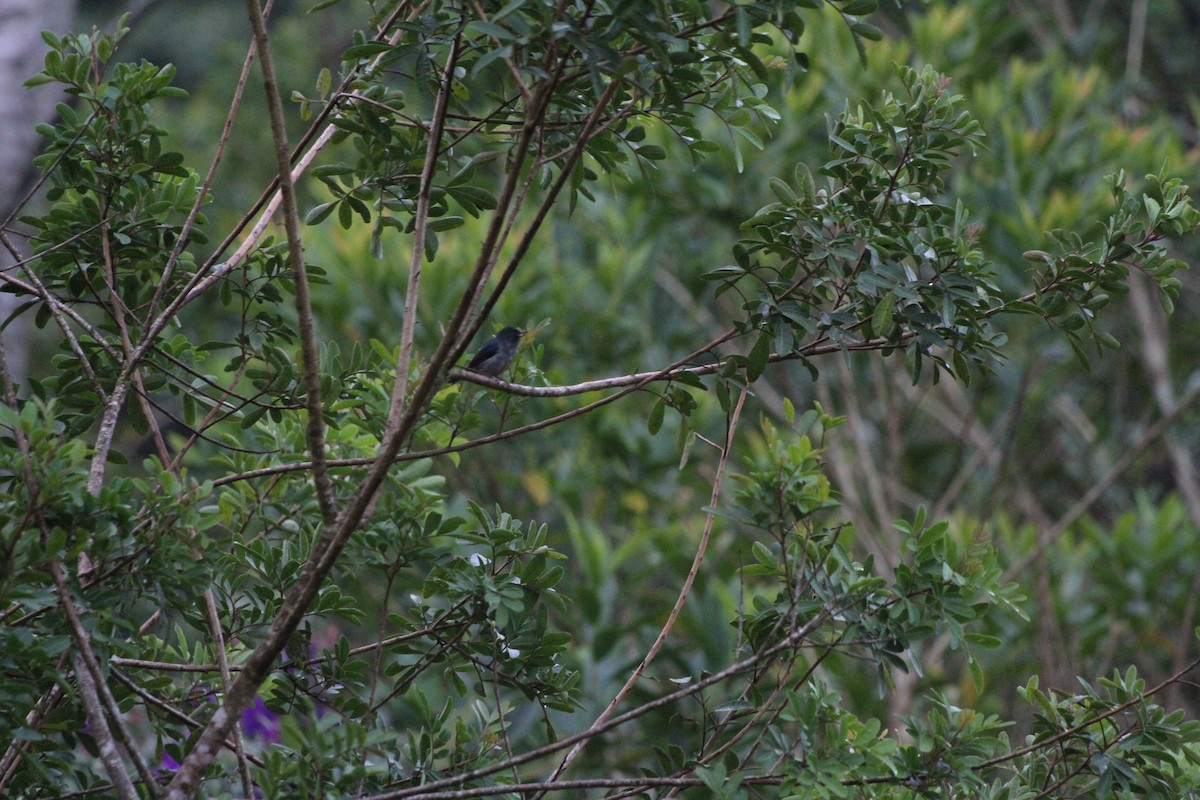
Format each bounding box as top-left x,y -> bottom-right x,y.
51,562 -> 146,800
1002,378 -> 1200,581
211,329 -> 921,490
203,589 -> 254,797
979,650 -> 1200,771
384,17 -> 466,437
538,388 -> 749,791
367,605 -> 838,800
178,2 -> 419,308
146,0 -> 270,323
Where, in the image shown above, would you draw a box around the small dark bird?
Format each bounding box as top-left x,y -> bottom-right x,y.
450,326 -> 523,383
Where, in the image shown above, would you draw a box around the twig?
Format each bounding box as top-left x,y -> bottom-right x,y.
148,0 -> 269,320
365,608 -> 835,800
109,669 -> 265,769
384,17 -> 465,436
51,563 -> 144,800
244,0 -> 336,525
538,389 -> 749,791
356,774 -> 788,800
1002,379 -> 1200,581
979,650 -> 1200,770
204,589 -> 254,797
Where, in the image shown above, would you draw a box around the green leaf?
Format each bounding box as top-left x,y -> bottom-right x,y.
1144,194 -> 1161,228
794,162 -> 815,204
240,405 -> 268,429
647,398 -> 665,435
850,20 -> 884,41
746,331 -> 770,381
306,202 -> 337,225
840,0 -> 878,14
678,428 -> 697,470
735,6 -> 750,47
466,20 -> 515,40
428,215 -> 465,232
23,74 -> 57,88
952,350 -> 971,386
768,177 -> 796,204
370,219 -> 384,260
965,632 -> 1001,648
342,42 -> 392,60
871,292 -> 895,337
449,185 -> 498,211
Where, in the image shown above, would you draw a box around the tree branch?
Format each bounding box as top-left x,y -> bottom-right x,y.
178,2 -> 419,307
1002,378 -> 1200,581
211,331 -> 914,490
384,17 -> 465,436
244,0 -> 336,525
51,562 -> 145,800
366,607 -> 837,800
203,589 -> 254,797
539,389 -> 749,790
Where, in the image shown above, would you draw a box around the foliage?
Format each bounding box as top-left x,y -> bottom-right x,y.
3,1 -> 1200,799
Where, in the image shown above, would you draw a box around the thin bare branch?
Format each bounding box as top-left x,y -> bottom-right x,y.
539,389 -> 749,790
385,18 -> 465,436
244,0 -> 336,525
366,607 -> 837,800
147,0 -> 268,321
979,650 -> 1200,770
87,381 -> 132,495
204,589 -> 254,797
1003,378 -> 1200,581
110,669 -> 265,769
51,563 -> 144,800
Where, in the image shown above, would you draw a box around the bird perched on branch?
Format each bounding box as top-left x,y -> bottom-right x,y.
450,326 -> 524,383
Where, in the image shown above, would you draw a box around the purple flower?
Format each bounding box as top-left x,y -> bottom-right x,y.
240,696 -> 281,743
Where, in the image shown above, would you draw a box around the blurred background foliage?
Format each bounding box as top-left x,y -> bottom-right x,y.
61,0 -> 1200,758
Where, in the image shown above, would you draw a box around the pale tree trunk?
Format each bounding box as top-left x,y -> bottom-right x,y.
0,0 -> 77,387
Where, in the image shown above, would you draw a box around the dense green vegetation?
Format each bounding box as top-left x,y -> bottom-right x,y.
4,1 -> 1200,797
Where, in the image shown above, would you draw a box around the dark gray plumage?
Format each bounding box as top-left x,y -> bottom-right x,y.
451,326 -> 523,383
